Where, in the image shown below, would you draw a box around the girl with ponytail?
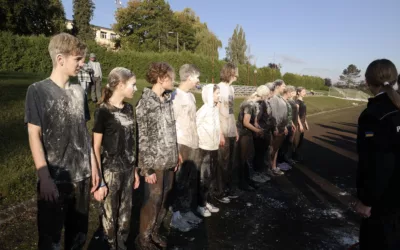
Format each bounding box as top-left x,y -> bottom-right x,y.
355,59 -> 400,249
92,67 -> 139,250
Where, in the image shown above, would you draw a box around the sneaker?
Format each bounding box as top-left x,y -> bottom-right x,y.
206,203 -> 220,213
170,211 -> 193,232
251,172 -> 271,183
272,168 -> 285,176
215,196 -> 230,204
278,162 -> 292,171
197,206 -> 211,217
182,211 -> 202,224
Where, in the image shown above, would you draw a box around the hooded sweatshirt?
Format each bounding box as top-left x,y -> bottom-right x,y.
196,84 -> 220,151
136,88 -> 179,176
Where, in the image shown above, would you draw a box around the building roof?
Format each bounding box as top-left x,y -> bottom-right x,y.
66,19 -> 115,33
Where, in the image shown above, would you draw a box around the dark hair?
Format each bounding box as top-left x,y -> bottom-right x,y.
274,79 -> 285,87
98,67 -> 135,106
365,59 -> 400,108
146,62 -> 174,84
213,84 -> 220,92
220,62 -> 237,83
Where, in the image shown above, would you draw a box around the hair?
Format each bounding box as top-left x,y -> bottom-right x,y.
365,59 -> 400,108
265,82 -> 275,92
213,84 -> 220,92
48,33 -> 87,67
249,85 -> 270,100
220,62 -> 238,83
274,79 -> 285,87
296,86 -> 305,96
179,64 -> 200,82
98,67 -> 136,106
146,62 -> 174,85
284,85 -> 295,94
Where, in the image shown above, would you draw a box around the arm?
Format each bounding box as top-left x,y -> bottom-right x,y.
243,113 -> 262,134
99,62 -> 102,79
28,124 -> 58,201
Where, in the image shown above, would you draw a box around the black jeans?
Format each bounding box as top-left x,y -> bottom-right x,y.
172,144 -> 200,213
253,132 -> 272,172
237,135 -> 254,187
197,149 -> 218,207
279,125 -> 294,162
138,169 -> 174,242
37,178 -> 90,250
217,137 -> 237,195
359,211 -> 400,249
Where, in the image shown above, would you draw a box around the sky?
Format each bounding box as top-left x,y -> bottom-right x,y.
62,0 -> 400,81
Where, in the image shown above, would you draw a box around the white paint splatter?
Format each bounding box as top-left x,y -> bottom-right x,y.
113,112 -> 134,127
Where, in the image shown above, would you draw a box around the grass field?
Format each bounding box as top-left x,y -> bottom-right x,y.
0,72 -> 364,209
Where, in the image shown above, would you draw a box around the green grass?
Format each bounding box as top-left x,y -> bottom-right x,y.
0,72 -> 364,209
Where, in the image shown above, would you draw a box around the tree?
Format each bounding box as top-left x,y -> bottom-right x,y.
0,0 -> 66,36
268,63 -> 281,70
324,78 -> 332,87
225,25 -> 247,65
72,0 -> 95,41
339,64 -> 361,87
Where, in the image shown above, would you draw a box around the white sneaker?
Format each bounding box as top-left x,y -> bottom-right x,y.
182,211 -> 202,224
206,203 -> 219,213
170,211 -> 193,232
197,206 -> 211,217
216,196 -> 230,204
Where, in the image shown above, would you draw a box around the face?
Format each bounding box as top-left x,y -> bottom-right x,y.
160,72 -> 175,91
188,73 -> 200,89
301,89 -> 307,97
290,91 -> 297,98
230,69 -> 239,83
278,83 -> 286,94
59,53 -> 84,77
213,88 -> 220,103
119,77 -> 137,99
90,57 -> 95,61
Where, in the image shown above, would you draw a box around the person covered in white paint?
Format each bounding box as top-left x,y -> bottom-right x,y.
92,67 -> 140,250
170,64 -> 204,231
88,53 -> 103,103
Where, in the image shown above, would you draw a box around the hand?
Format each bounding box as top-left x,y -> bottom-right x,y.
235,130 -> 239,142
39,178 -> 59,202
292,126 -> 296,133
300,125 -> 304,133
133,171 -> 140,189
174,154 -> 182,172
145,173 -> 157,184
353,200 -> 371,218
91,164 -> 100,193
94,186 -> 108,201
256,129 -> 264,137
305,123 -> 309,131
219,135 -> 226,147
284,127 -> 288,136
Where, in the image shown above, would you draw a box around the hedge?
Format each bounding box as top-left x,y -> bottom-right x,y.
0,32 -> 327,89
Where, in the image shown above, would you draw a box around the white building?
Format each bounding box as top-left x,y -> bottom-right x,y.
65,20 -> 118,48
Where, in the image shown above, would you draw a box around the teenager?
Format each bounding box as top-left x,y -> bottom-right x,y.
217,63 -> 240,203
236,85 -> 270,190
24,33 -> 99,249
135,62 -> 181,250
196,84 -> 221,217
355,59 -> 400,249
293,87 -> 309,162
92,67 -> 140,250
268,80 -> 288,176
170,64 -> 203,232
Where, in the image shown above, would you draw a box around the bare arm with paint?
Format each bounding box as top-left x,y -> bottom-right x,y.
92,133 -> 107,200
243,113 -> 263,135
27,123 -> 58,202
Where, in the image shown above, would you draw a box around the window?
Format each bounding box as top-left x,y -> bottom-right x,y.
110,33 -> 116,40
100,31 -> 107,39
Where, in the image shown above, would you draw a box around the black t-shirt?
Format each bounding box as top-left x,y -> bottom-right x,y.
296,99 -> 307,120
92,103 -> 136,172
237,100 -> 258,136
288,99 -> 299,123
24,79 -> 91,183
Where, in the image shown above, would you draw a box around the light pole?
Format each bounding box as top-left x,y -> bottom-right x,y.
254,69 -> 257,86
168,31 -> 179,53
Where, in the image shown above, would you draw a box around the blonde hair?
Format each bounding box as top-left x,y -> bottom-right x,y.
283,85 -> 295,95
98,67 -> 136,106
48,33 -> 87,67
249,85 -> 270,100
179,64 -> 200,81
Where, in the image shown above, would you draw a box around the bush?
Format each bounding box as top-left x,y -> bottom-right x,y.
0,32 -> 327,90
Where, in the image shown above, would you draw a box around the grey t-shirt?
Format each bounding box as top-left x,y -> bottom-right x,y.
24,79 -> 91,183
269,95 -> 288,132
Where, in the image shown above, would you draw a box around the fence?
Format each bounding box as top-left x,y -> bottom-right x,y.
328,87 -> 370,102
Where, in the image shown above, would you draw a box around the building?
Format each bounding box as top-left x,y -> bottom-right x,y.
65,20 -> 118,48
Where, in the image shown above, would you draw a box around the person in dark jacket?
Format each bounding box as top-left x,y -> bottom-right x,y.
355,59 -> 400,250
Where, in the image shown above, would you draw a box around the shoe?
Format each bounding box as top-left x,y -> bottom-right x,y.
206,203 -> 219,213
182,211 -> 202,224
251,172 -> 271,183
272,168 -> 285,176
151,233 -> 167,248
278,162 -> 292,171
215,196 -> 230,204
135,237 -> 159,250
197,206 -> 211,217
170,211 -> 193,232
227,189 -> 241,199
